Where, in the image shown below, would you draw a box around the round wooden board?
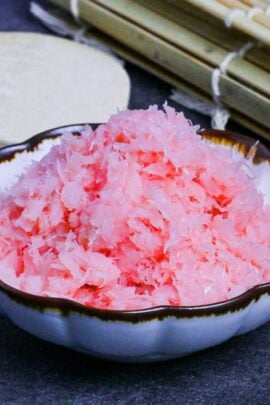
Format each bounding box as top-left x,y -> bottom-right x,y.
0,32 -> 130,145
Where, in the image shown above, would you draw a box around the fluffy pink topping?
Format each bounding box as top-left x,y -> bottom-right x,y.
0,106 -> 270,310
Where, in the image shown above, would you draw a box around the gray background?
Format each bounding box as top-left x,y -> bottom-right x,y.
0,1 -> 269,404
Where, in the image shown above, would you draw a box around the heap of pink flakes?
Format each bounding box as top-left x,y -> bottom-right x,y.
0,106 -> 270,310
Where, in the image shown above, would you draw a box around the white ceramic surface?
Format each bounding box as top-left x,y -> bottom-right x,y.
0,126 -> 269,362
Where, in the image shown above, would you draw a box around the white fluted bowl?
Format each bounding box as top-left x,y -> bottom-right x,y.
0,125 -> 269,362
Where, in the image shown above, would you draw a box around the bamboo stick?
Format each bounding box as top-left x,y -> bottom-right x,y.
167,0 -> 270,67
240,0 -> 269,8
85,0 -> 270,98
167,0 -> 231,29
143,0 -> 270,73
173,0 -> 270,45
49,0 -> 270,129
44,8 -> 270,139
219,0 -> 270,29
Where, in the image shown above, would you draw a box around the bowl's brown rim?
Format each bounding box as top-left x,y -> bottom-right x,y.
0,124 -> 270,323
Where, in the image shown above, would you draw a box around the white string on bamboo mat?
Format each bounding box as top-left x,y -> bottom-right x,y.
225,6 -> 266,27
171,41 -> 255,130
210,41 -> 254,129
69,0 -> 89,41
263,0 -> 270,15
70,0 -> 81,24
170,88 -> 231,130
170,89 -> 217,116
30,2 -> 122,62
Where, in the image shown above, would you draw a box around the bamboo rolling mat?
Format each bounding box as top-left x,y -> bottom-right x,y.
48,0 -> 270,138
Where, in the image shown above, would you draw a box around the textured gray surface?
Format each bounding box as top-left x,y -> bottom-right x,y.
0,1 -> 269,404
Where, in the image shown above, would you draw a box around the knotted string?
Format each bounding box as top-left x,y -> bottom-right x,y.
30,2 -> 122,61
171,41 -> 255,130
70,0 -> 81,24
225,5 -> 269,28
210,41 -> 254,129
